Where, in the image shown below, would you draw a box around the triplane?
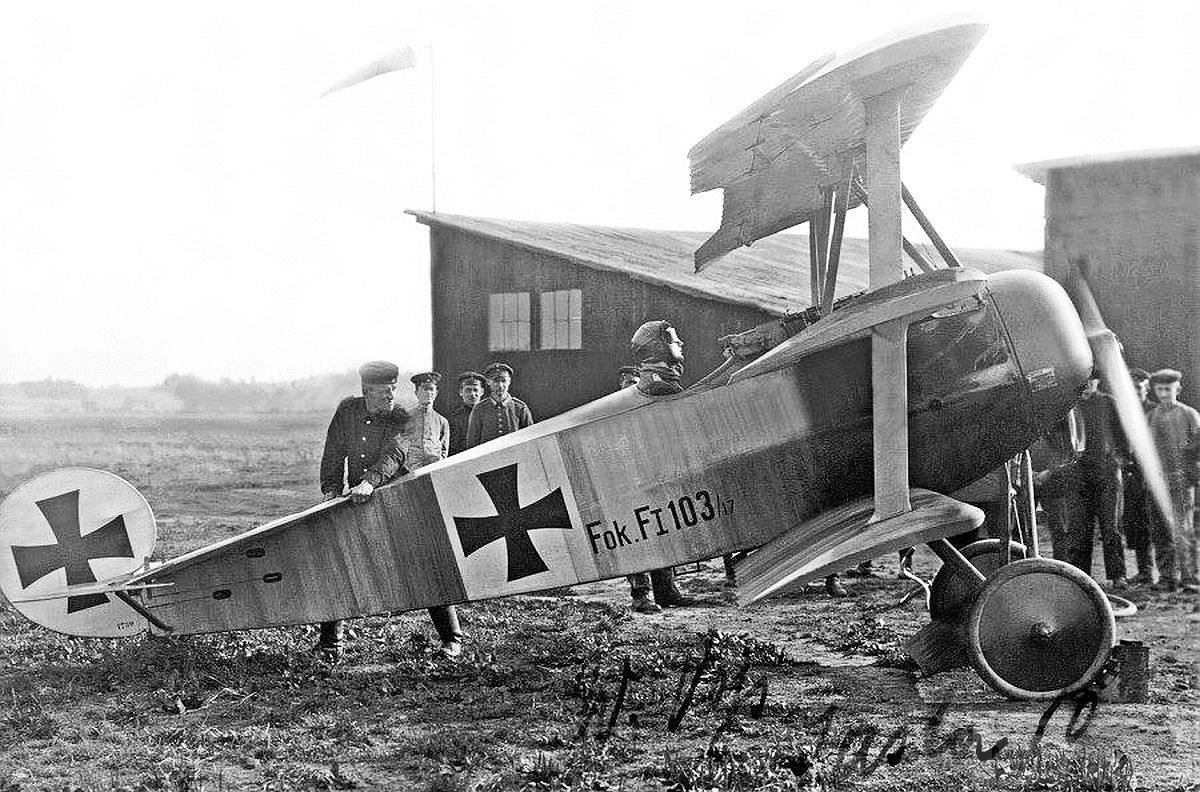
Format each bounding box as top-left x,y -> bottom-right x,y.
0,17 -> 1172,701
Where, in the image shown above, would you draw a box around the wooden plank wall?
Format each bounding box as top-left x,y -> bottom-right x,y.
428,228 -> 777,420
1043,159 -> 1200,403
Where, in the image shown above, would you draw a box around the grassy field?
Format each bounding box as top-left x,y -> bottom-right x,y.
1,414 -> 1199,791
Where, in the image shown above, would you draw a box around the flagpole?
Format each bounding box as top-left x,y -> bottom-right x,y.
427,42 -> 437,213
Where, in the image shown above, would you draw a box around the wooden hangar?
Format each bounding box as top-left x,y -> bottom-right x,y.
407,210 -> 1040,422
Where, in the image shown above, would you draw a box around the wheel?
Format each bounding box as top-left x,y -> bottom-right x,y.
967,557 -> 1115,700
929,539 -> 1027,621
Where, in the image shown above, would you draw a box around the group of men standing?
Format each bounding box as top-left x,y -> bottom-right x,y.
1036,367 -> 1200,594
312,360 -> 533,661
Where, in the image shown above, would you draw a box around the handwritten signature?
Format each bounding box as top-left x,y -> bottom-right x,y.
574,631 -> 1117,780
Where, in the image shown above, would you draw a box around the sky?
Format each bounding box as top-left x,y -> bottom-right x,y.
2,1 -> 1198,386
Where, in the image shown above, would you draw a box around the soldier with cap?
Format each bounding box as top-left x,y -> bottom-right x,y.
466,362 -> 534,448
612,365 -> 697,612
630,321 -> 685,396
401,371 -> 463,656
405,372 -> 450,469
313,360 -> 409,660
1147,368 -> 1200,593
449,371 -> 486,456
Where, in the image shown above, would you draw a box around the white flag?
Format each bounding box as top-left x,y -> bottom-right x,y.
320,46 -> 417,98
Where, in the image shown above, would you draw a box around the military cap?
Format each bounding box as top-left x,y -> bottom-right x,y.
457,370 -> 486,387
410,371 -> 443,386
618,365 -> 639,377
1150,368 -> 1183,385
1129,368 -> 1150,382
359,360 -> 399,385
484,362 -> 514,379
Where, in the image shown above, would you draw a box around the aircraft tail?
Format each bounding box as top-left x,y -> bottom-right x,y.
0,468 -> 157,637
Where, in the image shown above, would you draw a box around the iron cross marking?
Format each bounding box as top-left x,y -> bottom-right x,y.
10,489 -> 134,613
453,464 -> 572,582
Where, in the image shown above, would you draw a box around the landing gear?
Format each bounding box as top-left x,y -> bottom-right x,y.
966,558 -> 1114,700
903,542 -> 1116,701
929,539 -> 1027,621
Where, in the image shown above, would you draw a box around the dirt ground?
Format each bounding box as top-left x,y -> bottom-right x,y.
2,414 -> 1199,791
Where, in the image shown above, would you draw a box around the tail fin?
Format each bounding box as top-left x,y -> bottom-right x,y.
0,468 -> 157,637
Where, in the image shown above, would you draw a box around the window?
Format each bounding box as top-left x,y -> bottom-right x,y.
488,292 -> 530,351
540,289 -> 582,349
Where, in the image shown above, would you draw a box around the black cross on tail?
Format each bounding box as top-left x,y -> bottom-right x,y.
10,490 -> 135,613
453,464 -> 572,582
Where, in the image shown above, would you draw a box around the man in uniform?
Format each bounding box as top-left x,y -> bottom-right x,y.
1073,370 -> 1130,588
1148,369 -> 1200,593
403,371 -> 463,656
466,362 -> 534,447
1123,368 -> 1157,585
630,321 -> 685,395
448,371 -> 485,456
1070,370 -> 1129,589
314,360 -> 409,661
614,364 -> 696,612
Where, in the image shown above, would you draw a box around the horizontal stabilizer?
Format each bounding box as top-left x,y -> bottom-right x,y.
734,488 -> 982,606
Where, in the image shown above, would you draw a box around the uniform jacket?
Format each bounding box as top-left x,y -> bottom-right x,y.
404,405 -> 450,470
1149,401 -> 1200,482
448,402 -> 475,456
1076,391 -> 1129,472
466,394 -> 534,448
319,397 -> 408,495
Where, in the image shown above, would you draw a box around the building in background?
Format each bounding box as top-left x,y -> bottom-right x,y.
409,210 -> 1041,420
1017,146 -> 1200,401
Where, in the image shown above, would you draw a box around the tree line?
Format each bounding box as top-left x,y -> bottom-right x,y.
1,369 -> 415,415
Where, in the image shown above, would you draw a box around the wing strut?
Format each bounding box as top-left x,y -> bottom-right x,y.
821,168 -> 853,314
902,184 -> 962,268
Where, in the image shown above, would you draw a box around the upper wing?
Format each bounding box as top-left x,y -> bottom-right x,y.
689,16 -> 987,270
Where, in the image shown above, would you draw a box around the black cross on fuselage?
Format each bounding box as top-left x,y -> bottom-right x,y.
10,489 -> 134,613
453,464 -> 572,582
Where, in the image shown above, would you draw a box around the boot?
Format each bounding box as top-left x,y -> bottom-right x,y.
429,606 -> 463,658
825,574 -> 847,598
651,568 -> 697,607
310,620 -> 345,663
631,591 -> 662,613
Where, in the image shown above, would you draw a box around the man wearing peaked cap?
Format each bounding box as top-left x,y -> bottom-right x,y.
1148,368 -> 1200,593
313,360 -> 409,661
466,361 -> 534,448
483,361 -> 514,379
400,370 -> 462,657
449,371 -> 485,456
410,371 -> 443,387
405,372 -> 449,469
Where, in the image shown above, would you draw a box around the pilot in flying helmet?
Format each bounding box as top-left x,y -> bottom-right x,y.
630,320 -> 684,395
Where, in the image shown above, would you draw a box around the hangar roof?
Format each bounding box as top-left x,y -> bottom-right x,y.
1016,145 -> 1200,185
408,210 -> 1041,317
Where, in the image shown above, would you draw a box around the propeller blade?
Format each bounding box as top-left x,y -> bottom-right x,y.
1068,263 -> 1175,532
